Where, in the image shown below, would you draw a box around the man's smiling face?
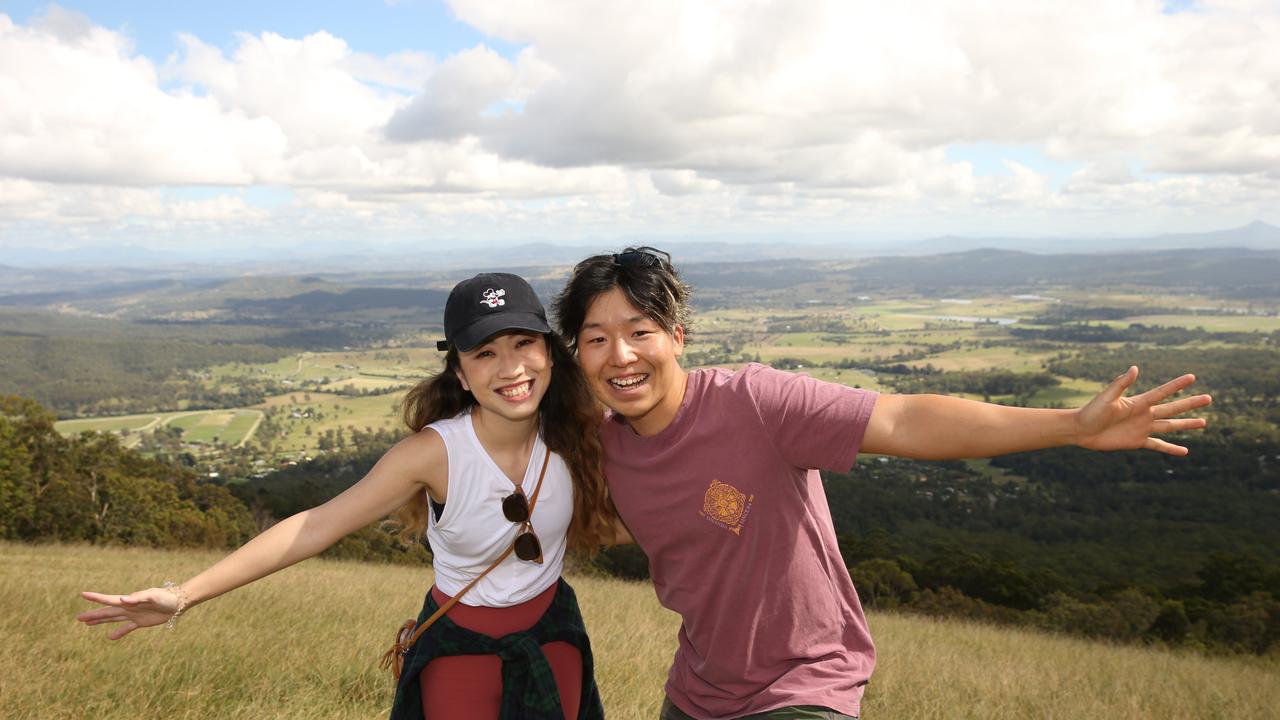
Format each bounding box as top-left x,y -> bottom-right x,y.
576,287 -> 687,436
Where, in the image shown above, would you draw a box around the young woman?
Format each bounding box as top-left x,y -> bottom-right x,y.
77,272 -> 614,720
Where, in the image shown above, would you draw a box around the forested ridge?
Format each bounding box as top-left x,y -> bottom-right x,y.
0,336 -> 293,417
0,396 -> 428,565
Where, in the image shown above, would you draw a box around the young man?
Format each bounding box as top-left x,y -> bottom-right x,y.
553,247 -> 1212,720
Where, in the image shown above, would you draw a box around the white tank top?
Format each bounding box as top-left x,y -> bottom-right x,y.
424,411 -> 572,607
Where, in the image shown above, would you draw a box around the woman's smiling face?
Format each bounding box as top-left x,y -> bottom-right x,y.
575,287 -> 687,436
455,330 -> 552,423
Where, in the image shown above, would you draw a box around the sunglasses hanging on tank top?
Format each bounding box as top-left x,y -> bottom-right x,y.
379,448 -> 550,680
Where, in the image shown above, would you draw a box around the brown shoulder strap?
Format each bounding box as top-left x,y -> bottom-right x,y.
400,446 -> 551,653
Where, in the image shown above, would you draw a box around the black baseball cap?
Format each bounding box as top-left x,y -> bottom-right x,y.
436,273 -> 552,352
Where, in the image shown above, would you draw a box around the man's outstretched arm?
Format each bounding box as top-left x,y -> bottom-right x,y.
860,366 -> 1212,460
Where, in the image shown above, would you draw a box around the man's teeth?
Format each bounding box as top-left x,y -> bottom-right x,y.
610,375 -> 648,388
499,381 -> 531,397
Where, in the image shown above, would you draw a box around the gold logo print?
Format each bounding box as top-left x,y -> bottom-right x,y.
701,479 -> 753,535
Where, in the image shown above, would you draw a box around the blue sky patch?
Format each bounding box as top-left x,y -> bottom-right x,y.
7,0 -> 519,61
945,142 -> 1080,190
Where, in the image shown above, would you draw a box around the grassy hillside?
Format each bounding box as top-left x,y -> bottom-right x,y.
11,544 -> 1276,719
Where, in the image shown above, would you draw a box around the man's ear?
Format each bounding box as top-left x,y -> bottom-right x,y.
672,324 -> 685,357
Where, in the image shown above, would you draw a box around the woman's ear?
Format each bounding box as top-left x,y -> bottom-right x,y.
454,367 -> 471,392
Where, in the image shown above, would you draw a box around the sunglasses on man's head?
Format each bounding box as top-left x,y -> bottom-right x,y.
611,246 -> 672,269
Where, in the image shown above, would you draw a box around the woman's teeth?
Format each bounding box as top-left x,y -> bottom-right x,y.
610,374 -> 648,389
499,381 -> 532,398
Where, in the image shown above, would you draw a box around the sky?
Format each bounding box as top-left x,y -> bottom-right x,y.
1,0 -> 1278,257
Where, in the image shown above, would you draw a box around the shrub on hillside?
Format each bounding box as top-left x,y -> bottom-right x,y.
1,395 -> 254,549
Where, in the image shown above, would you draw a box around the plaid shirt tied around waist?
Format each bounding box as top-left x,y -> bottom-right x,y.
389,579 -> 604,720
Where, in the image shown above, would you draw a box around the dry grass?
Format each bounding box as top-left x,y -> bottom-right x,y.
7,543 -> 1277,719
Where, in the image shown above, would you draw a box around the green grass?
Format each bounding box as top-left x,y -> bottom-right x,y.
222,412 -> 262,444
11,543 -> 1277,719
1108,314 -> 1280,332
255,392 -> 406,452
318,377 -> 410,393
1028,376 -> 1104,408
56,414 -> 160,434
163,411 -> 262,445
165,413 -> 209,434
960,458 -> 1028,484
906,347 -> 1056,373
799,367 -> 885,390
56,411 -> 264,448
208,350 -> 441,389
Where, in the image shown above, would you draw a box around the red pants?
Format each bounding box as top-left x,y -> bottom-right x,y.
420,581 -> 582,719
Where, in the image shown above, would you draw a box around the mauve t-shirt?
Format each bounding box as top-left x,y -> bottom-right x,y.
601,363 -> 878,719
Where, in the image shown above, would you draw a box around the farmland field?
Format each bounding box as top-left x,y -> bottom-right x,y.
57,413 -> 162,435
56,409 -> 264,449
49,286 -> 1278,458
1108,314 -> 1280,332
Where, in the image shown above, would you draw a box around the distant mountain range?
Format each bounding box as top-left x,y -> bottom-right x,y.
4,246 -> 1279,314
893,221 -> 1280,256
2,222 -> 1277,276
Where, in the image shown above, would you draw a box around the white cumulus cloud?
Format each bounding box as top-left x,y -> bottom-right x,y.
2,0 -> 1278,249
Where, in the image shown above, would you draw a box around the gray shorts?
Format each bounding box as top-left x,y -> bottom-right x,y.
659,696 -> 858,720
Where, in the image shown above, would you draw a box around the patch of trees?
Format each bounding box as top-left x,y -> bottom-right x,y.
1011,324 -> 1275,346
1031,306 -> 1153,323
1047,346 -> 1280,410
229,429 -> 429,565
683,336 -> 761,368
232,434 -> 398,518
240,325 -> 396,350
842,539 -> 1279,655
816,444 -> 1280,655
223,288 -> 448,316
889,369 -> 1060,403
765,318 -> 856,334
1,395 -> 427,565
328,382 -> 412,398
0,336 -> 294,417
824,342 -> 963,373
0,396 -> 255,548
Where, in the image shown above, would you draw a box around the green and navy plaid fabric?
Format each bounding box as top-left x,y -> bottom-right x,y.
389,579 -> 604,720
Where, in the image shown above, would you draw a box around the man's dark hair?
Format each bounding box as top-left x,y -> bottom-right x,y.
553,246 -> 692,351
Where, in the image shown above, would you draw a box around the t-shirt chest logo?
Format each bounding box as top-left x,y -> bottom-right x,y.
700,479 -> 754,536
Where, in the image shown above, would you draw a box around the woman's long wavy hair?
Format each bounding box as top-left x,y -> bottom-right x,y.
389,331 -> 616,551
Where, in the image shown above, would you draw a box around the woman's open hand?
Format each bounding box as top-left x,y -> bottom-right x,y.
1073,366 -> 1212,455
77,587 -> 181,640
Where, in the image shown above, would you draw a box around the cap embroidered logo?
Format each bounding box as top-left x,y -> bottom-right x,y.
480,288 -> 506,308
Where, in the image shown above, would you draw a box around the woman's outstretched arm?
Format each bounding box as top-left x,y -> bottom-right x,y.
77,430 -> 446,640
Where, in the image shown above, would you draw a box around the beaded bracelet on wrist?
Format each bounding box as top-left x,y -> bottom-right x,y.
162,581 -> 189,630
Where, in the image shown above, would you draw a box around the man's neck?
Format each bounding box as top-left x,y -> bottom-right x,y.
630,368 -> 689,436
